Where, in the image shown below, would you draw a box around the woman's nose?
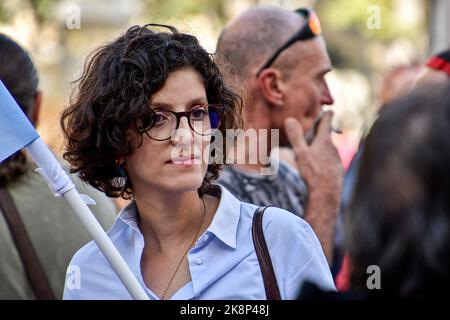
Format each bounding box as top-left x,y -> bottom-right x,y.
171,117 -> 194,145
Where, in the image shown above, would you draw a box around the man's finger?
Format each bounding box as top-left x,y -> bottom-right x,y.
284,117 -> 307,154
316,110 -> 334,140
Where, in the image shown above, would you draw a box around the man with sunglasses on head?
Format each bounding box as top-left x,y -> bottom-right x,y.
216,5 -> 343,268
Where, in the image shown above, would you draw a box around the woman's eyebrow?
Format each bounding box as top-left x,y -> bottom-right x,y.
189,97 -> 208,105
150,97 -> 208,110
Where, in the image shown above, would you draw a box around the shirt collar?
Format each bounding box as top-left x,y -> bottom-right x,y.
109,200 -> 141,235
109,184 -> 242,249
205,184 -> 241,249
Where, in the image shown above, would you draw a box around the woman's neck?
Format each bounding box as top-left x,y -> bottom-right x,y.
134,189 -> 208,252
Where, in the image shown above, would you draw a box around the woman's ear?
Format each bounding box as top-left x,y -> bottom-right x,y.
257,68 -> 284,109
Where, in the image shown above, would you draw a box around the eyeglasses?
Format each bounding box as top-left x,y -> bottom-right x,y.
144,104 -> 222,141
256,8 -> 321,76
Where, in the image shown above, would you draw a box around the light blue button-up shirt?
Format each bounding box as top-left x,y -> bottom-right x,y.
63,185 -> 335,299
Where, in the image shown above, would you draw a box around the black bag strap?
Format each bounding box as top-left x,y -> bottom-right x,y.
252,206 -> 281,300
0,186 -> 55,299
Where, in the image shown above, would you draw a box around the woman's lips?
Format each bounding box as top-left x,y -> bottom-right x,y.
167,155 -> 201,165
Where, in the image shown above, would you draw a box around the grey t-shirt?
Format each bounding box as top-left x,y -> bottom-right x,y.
217,159 -> 308,217
217,158 -> 345,273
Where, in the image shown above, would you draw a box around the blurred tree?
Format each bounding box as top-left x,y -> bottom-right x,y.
28,0 -> 58,24
317,0 -> 399,40
315,0 -> 425,69
143,0 -> 230,28
0,2 -> 13,23
0,0 -> 58,24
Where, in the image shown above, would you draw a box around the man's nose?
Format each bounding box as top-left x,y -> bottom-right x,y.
321,82 -> 334,105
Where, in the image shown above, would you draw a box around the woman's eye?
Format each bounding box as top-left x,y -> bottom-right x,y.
191,108 -> 207,120
154,113 -> 169,125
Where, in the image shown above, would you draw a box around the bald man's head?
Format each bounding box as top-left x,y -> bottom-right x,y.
217,6 -> 334,139
216,6 -> 305,79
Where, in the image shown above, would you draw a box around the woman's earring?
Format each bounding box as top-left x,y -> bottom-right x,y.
115,159 -> 127,178
117,163 -> 127,177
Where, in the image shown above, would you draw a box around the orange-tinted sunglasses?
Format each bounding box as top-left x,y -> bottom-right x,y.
256,8 -> 321,76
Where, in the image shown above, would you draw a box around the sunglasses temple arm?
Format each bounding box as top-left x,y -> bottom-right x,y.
256,37 -> 300,76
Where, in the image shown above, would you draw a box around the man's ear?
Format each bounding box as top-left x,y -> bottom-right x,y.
257,68 -> 284,109
30,90 -> 42,126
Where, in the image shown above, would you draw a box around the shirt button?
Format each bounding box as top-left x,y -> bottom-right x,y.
195,258 -> 203,265
203,234 -> 209,240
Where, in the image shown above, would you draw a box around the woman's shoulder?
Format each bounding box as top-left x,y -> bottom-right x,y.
68,238 -> 106,269
239,202 -> 319,252
239,203 -> 335,296
63,236 -> 126,299
68,212 -> 133,271
240,202 -> 310,233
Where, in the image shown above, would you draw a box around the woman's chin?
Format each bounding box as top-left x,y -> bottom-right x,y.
169,182 -> 204,194
163,172 -> 205,192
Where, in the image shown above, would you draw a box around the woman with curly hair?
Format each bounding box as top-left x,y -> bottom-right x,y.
61,24 -> 334,300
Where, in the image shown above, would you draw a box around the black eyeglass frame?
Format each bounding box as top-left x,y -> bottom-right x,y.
256,8 -> 320,76
144,104 -> 223,141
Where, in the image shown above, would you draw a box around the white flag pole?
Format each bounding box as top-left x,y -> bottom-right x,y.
26,137 -> 149,300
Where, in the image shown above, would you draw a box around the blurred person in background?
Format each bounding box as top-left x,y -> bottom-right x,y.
336,63 -> 423,290
216,5 -> 343,268
301,84 -> 450,299
0,33 -> 117,299
415,48 -> 450,86
340,63 -> 423,220
346,84 -> 450,298
379,64 -> 422,107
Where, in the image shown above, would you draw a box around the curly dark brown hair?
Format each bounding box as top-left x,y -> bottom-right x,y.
61,24 -> 243,199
